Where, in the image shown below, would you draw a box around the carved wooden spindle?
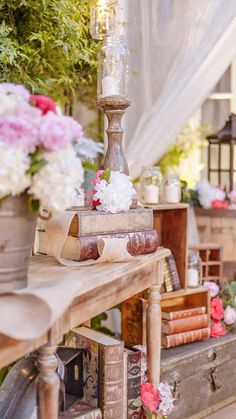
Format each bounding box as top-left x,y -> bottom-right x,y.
97,96 -> 130,175
36,342 -> 59,419
146,260 -> 164,387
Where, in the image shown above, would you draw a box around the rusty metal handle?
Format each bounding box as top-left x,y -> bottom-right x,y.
209,367 -> 221,390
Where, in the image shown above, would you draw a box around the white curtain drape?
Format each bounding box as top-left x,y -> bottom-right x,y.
124,0 -> 236,179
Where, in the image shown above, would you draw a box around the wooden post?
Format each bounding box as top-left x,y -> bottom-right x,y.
146,260 -> 164,387
36,333 -> 59,419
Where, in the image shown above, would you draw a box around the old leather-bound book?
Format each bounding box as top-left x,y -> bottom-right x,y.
38,208 -> 153,236
37,229 -> 158,262
71,327 -> 124,419
162,314 -> 208,335
162,305 -> 206,320
123,347 -> 142,418
161,327 -> 210,348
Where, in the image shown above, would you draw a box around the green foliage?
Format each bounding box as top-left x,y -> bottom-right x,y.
91,312 -> 115,336
0,0 -> 99,106
28,196 -> 40,213
0,366 -> 11,387
157,122 -> 209,175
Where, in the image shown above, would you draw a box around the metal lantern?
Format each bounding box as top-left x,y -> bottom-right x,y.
207,114 -> 236,191
90,0 -> 115,40
97,36 -> 129,100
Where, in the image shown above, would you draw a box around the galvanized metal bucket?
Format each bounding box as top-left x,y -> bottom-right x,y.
0,195 -> 37,293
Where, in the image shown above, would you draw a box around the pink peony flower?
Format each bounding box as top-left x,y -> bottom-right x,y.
203,281 -> 219,298
0,115 -> 39,152
0,83 -> 30,100
212,199 -> 228,209
30,94 -> 56,114
141,382 -> 160,413
210,321 -> 227,337
224,306 -> 236,325
210,297 -> 224,321
39,112 -> 83,151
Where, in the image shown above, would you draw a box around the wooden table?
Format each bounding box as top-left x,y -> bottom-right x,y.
0,248 -> 169,419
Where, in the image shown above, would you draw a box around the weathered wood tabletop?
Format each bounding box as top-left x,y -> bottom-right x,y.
0,248 -> 170,419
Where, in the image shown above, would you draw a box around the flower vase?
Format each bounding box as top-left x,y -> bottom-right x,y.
0,195 -> 37,293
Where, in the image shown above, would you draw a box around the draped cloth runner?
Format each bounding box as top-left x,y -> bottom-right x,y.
0,213 -> 139,341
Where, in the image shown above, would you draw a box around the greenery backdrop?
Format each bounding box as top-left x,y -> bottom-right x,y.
0,0 -> 99,106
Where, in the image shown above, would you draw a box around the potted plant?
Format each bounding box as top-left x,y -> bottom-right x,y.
0,83 -> 84,293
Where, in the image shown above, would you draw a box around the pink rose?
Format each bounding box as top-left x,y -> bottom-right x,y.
211,199 -> 228,209
30,94 -> 57,114
224,306 -> 236,325
141,382 -> 160,414
203,281 -> 219,298
210,297 -> 224,321
210,321 -> 227,337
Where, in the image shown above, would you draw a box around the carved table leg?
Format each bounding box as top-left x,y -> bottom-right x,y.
36,340 -> 59,419
146,260 -> 164,388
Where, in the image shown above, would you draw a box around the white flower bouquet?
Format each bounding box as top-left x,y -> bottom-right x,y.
0,83 -> 84,213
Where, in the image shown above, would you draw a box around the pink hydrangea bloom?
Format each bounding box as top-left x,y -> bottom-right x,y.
0,83 -> 30,100
39,112 -> 83,151
224,306 -> 236,325
228,190 -> 236,204
0,115 -> 39,152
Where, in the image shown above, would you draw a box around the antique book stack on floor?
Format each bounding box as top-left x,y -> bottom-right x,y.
161,305 -> 210,348
67,327 -> 143,419
36,208 -> 159,261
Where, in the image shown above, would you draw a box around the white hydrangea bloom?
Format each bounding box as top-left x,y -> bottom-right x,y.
0,141 -> 31,198
196,180 -> 226,209
0,93 -> 18,117
94,171 -> 136,213
29,145 -> 84,212
158,382 -> 175,416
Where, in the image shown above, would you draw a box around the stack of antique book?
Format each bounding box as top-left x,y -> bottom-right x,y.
37,208 -> 159,261
161,305 -> 210,348
59,327 -> 143,419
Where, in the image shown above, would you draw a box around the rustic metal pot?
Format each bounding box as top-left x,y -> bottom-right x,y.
0,195 -> 37,293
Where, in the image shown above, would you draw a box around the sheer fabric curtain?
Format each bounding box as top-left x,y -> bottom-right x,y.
125,0 -> 236,179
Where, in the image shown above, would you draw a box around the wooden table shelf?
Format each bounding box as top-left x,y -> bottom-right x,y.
0,249 -> 170,419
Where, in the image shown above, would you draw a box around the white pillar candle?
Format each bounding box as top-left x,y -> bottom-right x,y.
165,184 -> 180,204
101,76 -> 120,97
144,184 -> 159,204
187,268 -> 199,287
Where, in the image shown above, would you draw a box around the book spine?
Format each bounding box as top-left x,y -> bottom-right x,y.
126,350 -> 142,419
162,314 -> 208,335
100,343 -> 124,419
121,296 -> 143,345
79,230 -> 158,261
75,209 -> 153,236
166,254 -> 181,291
163,259 -> 173,292
164,306 -> 206,321
162,327 -> 210,348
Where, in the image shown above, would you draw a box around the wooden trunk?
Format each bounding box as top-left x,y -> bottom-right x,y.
161,333 -> 236,419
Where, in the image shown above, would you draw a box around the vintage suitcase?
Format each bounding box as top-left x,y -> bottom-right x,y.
161,332 -> 236,419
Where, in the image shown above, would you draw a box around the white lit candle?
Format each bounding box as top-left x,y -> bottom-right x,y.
144,184 -> 159,204
187,268 -> 199,287
101,76 -> 120,97
165,184 -> 180,204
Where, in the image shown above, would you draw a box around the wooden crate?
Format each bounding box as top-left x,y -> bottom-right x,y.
190,243 -> 223,282
147,203 -> 189,292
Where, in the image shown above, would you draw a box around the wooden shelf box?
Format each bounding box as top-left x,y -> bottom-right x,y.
190,243 -> 223,282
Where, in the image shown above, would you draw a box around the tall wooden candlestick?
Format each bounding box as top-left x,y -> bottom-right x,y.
97,96 -> 130,175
